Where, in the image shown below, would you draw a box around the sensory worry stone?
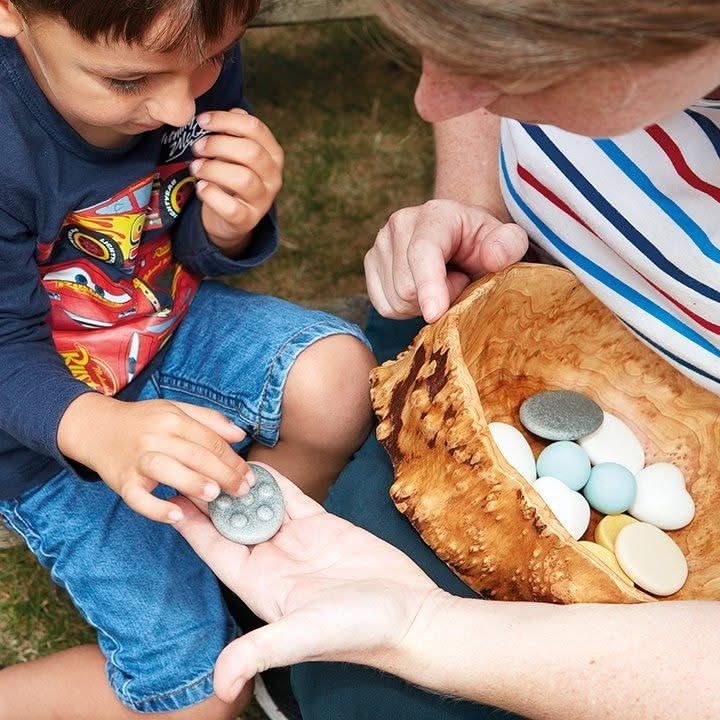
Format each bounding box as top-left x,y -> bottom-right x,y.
519,390 -> 603,441
536,441 -> 591,491
208,464 -> 284,545
594,514 -> 638,553
579,541 -> 633,586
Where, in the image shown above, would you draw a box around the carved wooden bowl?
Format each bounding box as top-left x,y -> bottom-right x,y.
371,263 -> 720,603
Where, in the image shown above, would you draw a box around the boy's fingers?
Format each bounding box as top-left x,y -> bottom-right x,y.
138,452 -> 221,502
198,110 -> 284,168
121,481 -> 183,525
164,438 -> 252,496
171,402 -> 246,444
192,159 -> 268,202
193,135 -> 278,180
197,182 -> 256,232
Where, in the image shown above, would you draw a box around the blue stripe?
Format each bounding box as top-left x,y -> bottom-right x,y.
594,138 -> 720,263
520,123 -> 720,302
685,109 -> 720,160
627,322 -> 720,387
500,146 -> 720,360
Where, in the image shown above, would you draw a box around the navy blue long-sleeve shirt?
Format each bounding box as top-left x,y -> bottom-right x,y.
0,38 -> 278,499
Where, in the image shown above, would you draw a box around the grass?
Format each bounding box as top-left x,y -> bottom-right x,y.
0,20 -> 433,717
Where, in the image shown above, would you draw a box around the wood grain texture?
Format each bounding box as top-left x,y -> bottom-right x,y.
253,0 -> 374,26
371,263 -> 720,603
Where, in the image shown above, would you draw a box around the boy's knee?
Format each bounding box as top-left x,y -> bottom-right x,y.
283,334 -> 375,452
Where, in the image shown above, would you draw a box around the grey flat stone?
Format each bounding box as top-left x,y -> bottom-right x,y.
519,390 -> 603,441
209,464 -> 285,545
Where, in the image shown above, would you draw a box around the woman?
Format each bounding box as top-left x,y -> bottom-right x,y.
175,2 -> 720,718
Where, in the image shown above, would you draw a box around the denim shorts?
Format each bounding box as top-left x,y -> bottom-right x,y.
0,280 -> 369,713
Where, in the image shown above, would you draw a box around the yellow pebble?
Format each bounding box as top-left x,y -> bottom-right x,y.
579,540 -> 634,586
594,514 -> 638,552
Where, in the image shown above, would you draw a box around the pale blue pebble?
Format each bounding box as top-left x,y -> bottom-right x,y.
583,462 -> 637,514
536,441 -> 591,491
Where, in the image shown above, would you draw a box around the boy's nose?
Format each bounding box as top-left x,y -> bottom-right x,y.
146,88 -> 197,129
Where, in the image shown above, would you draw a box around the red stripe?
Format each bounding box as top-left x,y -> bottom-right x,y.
646,124 -> 720,203
516,161 -> 720,334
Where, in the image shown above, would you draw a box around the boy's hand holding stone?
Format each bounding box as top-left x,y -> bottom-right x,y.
190,108 -> 284,256
58,393 -> 254,524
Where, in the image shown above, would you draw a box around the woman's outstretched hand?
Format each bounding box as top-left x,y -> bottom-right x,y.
171,464 -> 438,703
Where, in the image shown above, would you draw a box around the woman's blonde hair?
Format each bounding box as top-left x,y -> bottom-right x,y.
377,0 -> 720,82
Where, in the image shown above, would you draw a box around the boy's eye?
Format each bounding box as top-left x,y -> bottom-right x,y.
106,76 -> 150,94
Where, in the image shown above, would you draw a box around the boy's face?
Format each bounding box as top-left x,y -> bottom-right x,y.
415,42 -> 720,137
9,11 -> 244,148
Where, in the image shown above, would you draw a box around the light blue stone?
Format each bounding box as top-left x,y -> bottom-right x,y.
536,441 -> 591,491
583,462 -> 637,515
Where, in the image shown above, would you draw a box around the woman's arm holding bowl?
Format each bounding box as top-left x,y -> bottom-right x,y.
173,467 -> 719,719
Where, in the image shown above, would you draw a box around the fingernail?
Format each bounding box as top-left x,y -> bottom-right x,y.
244,468 -> 256,486
192,136 -> 207,153
195,179 -> 207,193
422,299 -> 439,322
197,112 -> 211,127
169,509 -> 184,523
189,159 -> 204,176
229,677 -> 247,700
491,241 -> 510,268
203,484 -> 220,501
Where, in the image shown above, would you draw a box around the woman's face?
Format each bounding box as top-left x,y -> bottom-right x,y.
415,42 -> 720,137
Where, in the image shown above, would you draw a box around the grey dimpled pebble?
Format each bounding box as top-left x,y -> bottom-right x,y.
519,390 -> 603,441
208,464 -> 284,545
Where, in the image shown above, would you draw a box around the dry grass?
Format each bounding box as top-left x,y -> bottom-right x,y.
0,19 -> 432,718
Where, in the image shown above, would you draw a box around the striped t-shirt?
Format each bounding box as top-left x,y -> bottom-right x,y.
500,103 -> 720,395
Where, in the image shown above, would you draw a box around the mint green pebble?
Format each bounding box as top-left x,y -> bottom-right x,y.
583,462 -> 637,514
536,441 -> 591,491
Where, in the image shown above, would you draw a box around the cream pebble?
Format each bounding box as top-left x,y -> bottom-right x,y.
488,422 -> 537,485
578,412 -> 645,474
615,522 -> 688,596
533,476 -> 590,540
629,463 -> 695,531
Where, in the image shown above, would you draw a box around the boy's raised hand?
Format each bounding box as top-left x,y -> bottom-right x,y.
364,199 -> 528,323
190,108 -> 284,255
57,393 -> 254,524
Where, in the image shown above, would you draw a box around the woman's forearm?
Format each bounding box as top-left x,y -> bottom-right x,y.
381,591 -> 720,719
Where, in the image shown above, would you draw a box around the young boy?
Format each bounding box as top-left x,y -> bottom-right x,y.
0,0 -> 375,717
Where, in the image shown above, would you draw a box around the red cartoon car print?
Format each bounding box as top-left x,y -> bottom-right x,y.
58,175 -> 154,274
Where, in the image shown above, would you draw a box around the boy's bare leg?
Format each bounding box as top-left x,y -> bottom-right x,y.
249,334 -> 376,502
0,644 -> 252,720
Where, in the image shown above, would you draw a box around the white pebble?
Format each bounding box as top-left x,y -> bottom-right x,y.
630,463 -> 695,531
578,412 -> 645,474
533,476 -> 591,540
488,422 -> 537,485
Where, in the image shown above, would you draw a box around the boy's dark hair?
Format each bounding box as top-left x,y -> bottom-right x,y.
12,0 -> 262,52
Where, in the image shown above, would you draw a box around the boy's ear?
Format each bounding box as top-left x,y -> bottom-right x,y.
0,1 -> 24,38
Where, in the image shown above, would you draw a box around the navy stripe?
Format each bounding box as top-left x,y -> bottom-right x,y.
500,146 -> 720,359
627,322 -> 720,387
594,138 -> 720,263
686,109 -> 720,160
521,123 -> 720,302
